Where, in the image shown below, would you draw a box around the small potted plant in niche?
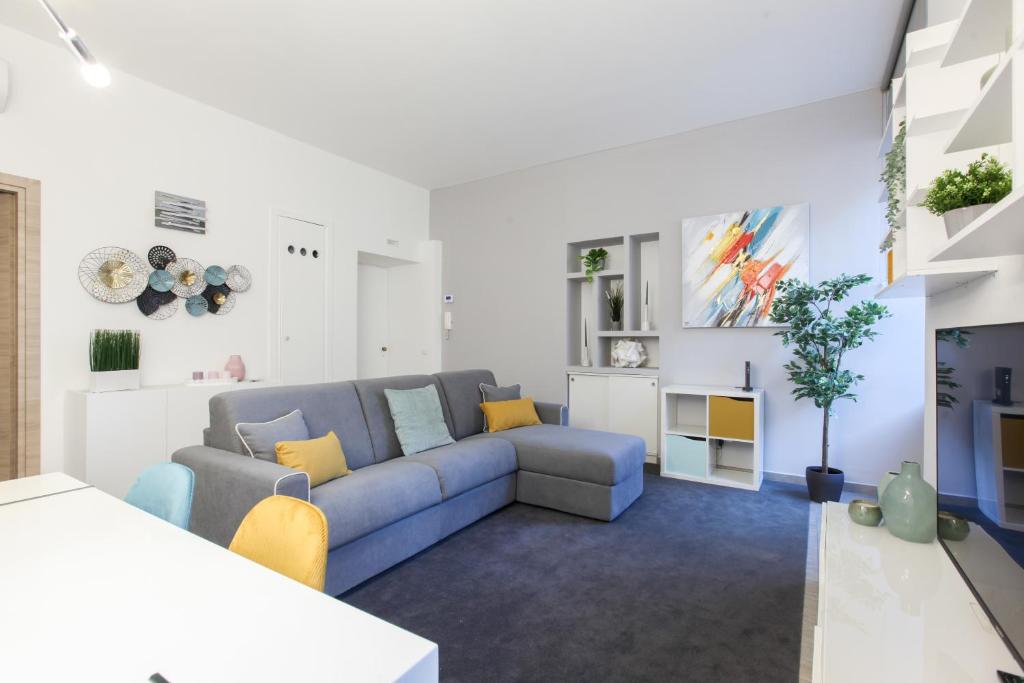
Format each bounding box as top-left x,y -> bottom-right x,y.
770,274 -> 890,503
578,247 -> 608,283
89,329 -> 141,392
921,153 -> 1012,238
605,281 -> 624,331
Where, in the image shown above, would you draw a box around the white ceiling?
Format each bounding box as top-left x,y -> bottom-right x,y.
0,0 -> 905,189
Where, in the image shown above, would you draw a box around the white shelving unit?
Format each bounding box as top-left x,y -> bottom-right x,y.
973,400 -> 1024,532
660,384 -> 763,491
877,3 -> 1016,300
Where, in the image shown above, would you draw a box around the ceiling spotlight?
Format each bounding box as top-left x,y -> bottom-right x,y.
37,0 -> 111,88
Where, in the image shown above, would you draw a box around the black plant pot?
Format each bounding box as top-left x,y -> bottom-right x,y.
806,466 -> 844,503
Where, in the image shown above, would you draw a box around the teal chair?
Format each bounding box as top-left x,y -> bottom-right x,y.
124,463 -> 195,530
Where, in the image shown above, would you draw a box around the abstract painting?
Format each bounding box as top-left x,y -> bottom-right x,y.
681,204 -> 809,328
155,191 -> 207,234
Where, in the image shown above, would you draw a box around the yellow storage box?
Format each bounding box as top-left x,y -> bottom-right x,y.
709,395 -> 755,441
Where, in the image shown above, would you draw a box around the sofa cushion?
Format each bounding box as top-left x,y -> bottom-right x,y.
385,385 -> 456,455
479,383 -> 521,432
467,424 -> 645,486
235,409 -> 310,462
481,397 -> 543,433
434,369 -> 497,439
353,375 -> 455,463
275,431 -> 351,487
311,459 -> 442,549
208,382 -> 376,470
406,438 -> 517,499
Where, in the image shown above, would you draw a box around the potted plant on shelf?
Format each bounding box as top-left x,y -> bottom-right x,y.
89,329 -> 141,392
605,281 -> 624,331
921,153 -> 1012,239
769,274 -> 890,503
578,247 -> 608,283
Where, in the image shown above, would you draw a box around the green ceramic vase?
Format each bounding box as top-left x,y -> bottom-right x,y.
880,461 -> 937,543
877,470 -> 899,500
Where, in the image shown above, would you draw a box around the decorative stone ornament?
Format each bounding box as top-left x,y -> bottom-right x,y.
610,338 -> 647,368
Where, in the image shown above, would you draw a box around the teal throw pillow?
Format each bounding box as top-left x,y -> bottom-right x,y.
384,385 -> 455,456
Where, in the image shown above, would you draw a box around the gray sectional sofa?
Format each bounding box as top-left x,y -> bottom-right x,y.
173,369 -> 645,595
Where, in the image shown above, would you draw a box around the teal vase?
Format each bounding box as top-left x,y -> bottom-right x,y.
880,461 -> 936,543
877,470 -> 899,500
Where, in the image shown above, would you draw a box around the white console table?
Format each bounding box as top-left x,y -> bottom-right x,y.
64,381 -> 273,498
813,502 -> 1022,682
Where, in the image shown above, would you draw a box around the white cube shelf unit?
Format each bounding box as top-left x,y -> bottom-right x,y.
566,232 -> 660,372
660,384 -> 764,491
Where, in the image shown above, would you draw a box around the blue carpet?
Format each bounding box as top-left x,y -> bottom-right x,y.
343,471 -> 810,682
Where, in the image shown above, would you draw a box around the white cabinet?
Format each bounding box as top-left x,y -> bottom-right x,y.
568,372 -> 658,458
65,381 -> 273,498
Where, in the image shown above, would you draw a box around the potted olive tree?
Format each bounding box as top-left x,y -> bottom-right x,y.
921,153 -> 1012,238
769,274 -> 890,502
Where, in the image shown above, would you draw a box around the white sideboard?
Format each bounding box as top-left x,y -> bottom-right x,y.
814,501 -> 1022,682
64,381 -> 272,498
568,371 -> 659,461
974,400 -> 1024,531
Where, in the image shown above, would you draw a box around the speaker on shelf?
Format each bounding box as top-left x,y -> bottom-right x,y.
994,366 -> 1013,406
742,361 -> 752,392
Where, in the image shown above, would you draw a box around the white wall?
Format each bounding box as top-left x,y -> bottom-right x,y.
431,89 -> 926,485
0,25 -> 431,473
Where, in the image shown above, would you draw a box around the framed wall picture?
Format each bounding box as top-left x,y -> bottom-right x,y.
155,191 -> 207,234
681,203 -> 809,328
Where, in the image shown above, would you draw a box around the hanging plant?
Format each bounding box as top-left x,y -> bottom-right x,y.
879,120 -> 906,253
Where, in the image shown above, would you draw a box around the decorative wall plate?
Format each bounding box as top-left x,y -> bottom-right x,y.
148,245 -> 177,270
136,287 -> 163,316
202,284 -> 231,313
213,292 -> 237,316
185,295 -> 209,316
148,296 -> 180,320
204,265 -> 227,286
167,258 -> 206,298
148,269 -> 175,293
225,265 -> 252,292
79,247 -> 150,303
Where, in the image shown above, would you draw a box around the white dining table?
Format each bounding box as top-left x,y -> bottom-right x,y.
0,474 -> 438,683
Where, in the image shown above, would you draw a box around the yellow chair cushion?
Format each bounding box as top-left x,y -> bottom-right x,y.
480,397 -> 543,433
229,496 -> 328,591
275,431 -> 351,487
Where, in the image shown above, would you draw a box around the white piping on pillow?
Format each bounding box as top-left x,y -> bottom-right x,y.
234,409 -> 304,459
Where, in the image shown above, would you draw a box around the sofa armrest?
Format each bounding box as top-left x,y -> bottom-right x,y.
535,401 -> 568,426
172,445 -> 310,548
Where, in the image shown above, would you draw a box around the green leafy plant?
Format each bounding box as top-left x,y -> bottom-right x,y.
578,248 -> 608,283
89,329 -> 140,372
769,274 -> 890,473
879,119 -> 906,253
605,281 -> 624,323
936,328 -> 971,410
921,153 -> 1012,216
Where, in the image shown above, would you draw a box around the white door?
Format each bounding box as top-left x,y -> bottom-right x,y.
357,264 -> 389,378
568,373 -> 609,430
276,215 -> 326,385
607,375 -> 659,455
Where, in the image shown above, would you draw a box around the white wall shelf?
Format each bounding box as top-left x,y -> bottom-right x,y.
876,267 -> 997,299
940,0 -> 1013,68
660,385 -> 763,491
930,189 -> 1024,261
596,330 -> 660,338
945,51 -> 1012,153
907,109 -> 968,137
566,364 -> 658,376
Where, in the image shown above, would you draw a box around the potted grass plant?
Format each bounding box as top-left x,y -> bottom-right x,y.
770,274 -> 890,502
89,329 -> 141,392
921,153 -> 1012,238
605,281 -> 624,331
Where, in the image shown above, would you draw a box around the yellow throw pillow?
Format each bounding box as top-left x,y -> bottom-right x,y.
480,397 -> 543,433
275,431 -> 351,487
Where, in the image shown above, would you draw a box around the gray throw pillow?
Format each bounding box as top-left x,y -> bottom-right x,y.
479,383 -> 522,432
385,385 -> 455,456
235,409 -> 310,462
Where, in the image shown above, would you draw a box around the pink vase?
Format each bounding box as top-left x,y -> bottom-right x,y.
225,355 -> 246,381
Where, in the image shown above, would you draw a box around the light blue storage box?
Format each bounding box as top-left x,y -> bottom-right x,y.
665,434 -> 707,477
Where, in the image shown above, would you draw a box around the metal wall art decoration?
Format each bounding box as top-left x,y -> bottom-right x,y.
155,191 -> 207,234
79,244 -> 252,320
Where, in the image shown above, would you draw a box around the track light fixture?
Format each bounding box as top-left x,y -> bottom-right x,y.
37,0 -> 111,88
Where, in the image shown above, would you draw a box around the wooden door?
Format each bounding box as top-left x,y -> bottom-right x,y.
0,192 -> 15,480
